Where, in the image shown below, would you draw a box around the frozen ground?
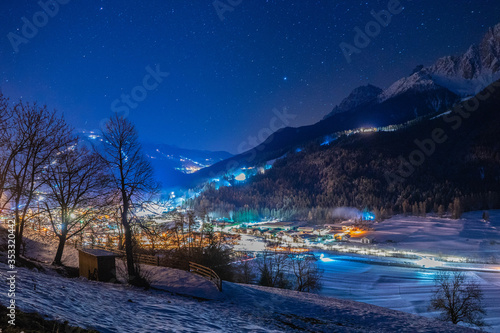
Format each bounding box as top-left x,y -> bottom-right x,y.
315,252 -> 500,331
231,211 -> 500,331
1,212 -> 497,332
0,258 -> 476,333
315,212 -> 500,331
370,211 -> 500,260
20,227 -> 80,267
233,234 -> 268,252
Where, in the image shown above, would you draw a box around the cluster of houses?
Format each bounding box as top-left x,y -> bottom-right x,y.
230,221 -> 375,246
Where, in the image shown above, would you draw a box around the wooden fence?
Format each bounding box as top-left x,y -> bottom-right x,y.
189,261 -> 222,292
89,245 -> 160,266
84,245 -> 222,292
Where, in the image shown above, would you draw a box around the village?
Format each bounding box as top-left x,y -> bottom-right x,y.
223,218 -> 376,247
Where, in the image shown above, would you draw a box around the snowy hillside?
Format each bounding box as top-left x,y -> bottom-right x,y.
370,211 -> 500,259
0,259 -> 477,333
324,23 -> 500,120
382,23 -> 500,100
378,71 -> 445,102
20,227 -> 80,267
0,224 -> 479,332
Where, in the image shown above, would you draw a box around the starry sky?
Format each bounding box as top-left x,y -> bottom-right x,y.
1,0 -> 500,153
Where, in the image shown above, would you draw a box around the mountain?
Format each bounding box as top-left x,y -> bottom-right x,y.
431,23 -> 500,80
193,79 -> 500,217
378,70 -> 453,102
77,131 -> 232,189
179,23 -> 500,188
385,23 -> 500,99
187,78 -> 459,186
141,143 -> 233,189
142,143 -> 232,174
323,84 -> 382,119
331,23 -> 500,117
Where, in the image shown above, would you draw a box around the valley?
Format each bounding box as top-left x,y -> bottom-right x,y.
228,211 -> 500,331
2,4 -> 500,332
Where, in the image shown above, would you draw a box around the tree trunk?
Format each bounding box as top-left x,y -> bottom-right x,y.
123,222 -> 136,282
53,219 -> 69,265
53,234 -> 67,265
117,222 -> 124,250
14,214 -> 22,260
121,204 -> 137,283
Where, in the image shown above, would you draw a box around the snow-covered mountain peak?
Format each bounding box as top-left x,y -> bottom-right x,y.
479,23 -> 500,71
324,84 -> 382,119
378,71 -> 443,102
322,23 -> 500,121
381,22 -> 500,99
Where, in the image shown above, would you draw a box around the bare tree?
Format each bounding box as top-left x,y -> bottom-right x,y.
234,256 -> 256,284
0,91 -> 9,129
42,145 -> 110,265
290,255 -> 323,292
430,271 -> 486,327
0,93 -> 16,211
3,102 -> 73,258
98,115 -> 158,286
136,218 -> 171,251
170,210 -> 197,257
258,249 -> 291,289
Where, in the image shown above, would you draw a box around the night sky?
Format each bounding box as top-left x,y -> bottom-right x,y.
1,0 -> 499,153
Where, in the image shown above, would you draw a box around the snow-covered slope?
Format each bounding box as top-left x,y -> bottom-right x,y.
378,71 -> 445,102
21,227 -> 80,267
429,23 -> 500,81
0,260 -> 477,332
370,211 -> 500,258
381,23 -> 500,100
325,23 -> 500,120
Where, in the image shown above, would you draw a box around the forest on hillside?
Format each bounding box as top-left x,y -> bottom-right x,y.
190,85 -> 500,222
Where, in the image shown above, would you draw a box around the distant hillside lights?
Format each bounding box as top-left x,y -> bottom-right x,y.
7,0 -> 71,53
339,0 -> 409,63
207,108 -> 294,185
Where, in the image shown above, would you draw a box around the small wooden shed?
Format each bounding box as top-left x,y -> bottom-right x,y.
78,248 -> 120,282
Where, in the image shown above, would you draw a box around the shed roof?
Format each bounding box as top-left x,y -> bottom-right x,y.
78,248 -> 121,257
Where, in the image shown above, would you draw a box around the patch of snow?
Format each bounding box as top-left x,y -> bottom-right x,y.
316,252 -> 500,331
430,71 -> 500,96
21,227 -> 80,267
378,72 -> 440,102
0,261 -> 476,332
371,211 -> 500,259
430,110 -> 451,120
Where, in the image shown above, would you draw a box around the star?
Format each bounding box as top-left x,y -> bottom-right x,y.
4,0 -> 500,155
